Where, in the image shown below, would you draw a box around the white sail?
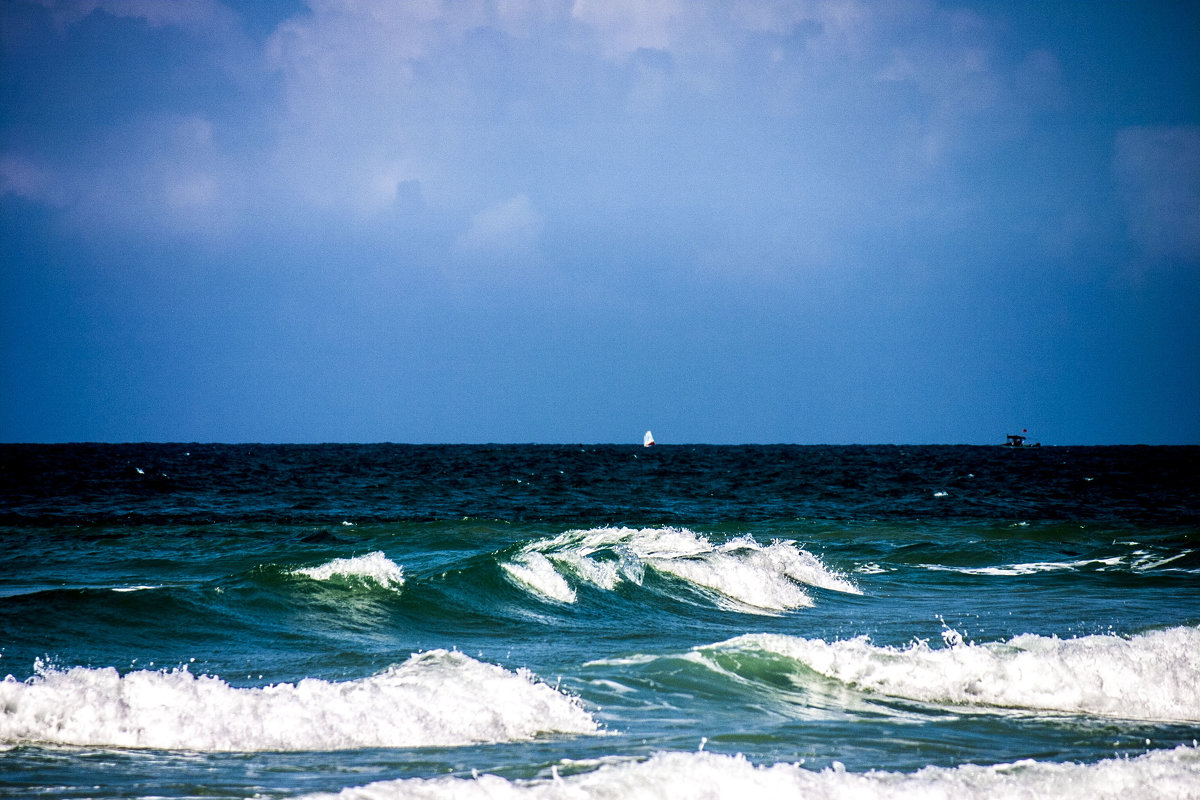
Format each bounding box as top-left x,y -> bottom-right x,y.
643,430 -> 655,447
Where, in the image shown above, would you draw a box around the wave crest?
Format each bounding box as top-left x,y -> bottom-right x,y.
0,651 -> 597,751
501,527 -> 858,614
291,551 -> 405,591
712,626 -> 1200,722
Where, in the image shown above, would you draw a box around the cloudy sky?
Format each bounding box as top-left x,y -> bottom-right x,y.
2,0 -> 1198,444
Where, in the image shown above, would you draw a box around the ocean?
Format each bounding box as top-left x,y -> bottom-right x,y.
1,443 -> 1198,799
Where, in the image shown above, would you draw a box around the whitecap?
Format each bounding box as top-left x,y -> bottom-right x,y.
922,556 -> 1126,576
500,527 -> 858,614
713,626 -> 1200,723
501,551 -> 577,604
1133,551 -> 1192,571
292,551 -> 405,591
0,651 -> 597,751
293,744 -> 1200,800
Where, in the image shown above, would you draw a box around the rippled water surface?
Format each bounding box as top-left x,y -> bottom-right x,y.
1,444 -> 1197,798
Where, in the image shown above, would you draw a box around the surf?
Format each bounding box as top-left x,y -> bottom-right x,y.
290,551 -> 406,592
499,527 -> 859,614
0,651 -> 597,751
290,744 -> 1200,800
706,626 -> 1200,723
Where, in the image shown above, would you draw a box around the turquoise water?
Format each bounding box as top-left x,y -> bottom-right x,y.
1,445 -> 1198,798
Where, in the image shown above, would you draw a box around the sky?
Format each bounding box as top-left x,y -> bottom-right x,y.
2,0 -> 1198,445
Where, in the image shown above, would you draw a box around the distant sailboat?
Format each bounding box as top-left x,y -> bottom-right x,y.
643,430 -> 655,447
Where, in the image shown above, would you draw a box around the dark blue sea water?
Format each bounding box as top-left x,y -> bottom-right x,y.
1,444 -> 1198,799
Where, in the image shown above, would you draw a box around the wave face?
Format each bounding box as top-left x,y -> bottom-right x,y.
0,651 -> 597,751
501,526 -> 858,613
291,551 -> 406,591
297,745 -> 1200,800
708,627 -> 1200,723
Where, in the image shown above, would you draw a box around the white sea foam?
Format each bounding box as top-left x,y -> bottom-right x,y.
501,527 -> 858,614
295,744 -> 1200,800
713,626 -> 1200,723
1133,550 -> 1194,571
0,650 -> 597,751
921,549 -> 1195,576
292,551 -> 405,591
924,556 -> 1128,576
501,551 -> 577,604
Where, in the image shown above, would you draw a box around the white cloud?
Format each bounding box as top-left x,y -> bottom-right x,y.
456,194 -> 544,257
1114,126 -> 1200,263
263,1 -> 469,214
0,153 -> 67,206
165,172 -> 219,210
571,0 -> 685,58
0,113 -> 244,239
731,0 -> 868,56
257,0 -> 1041,219
445,194 -> 552,294
4,0 -> 1101,274
871,7 -> 1023,168
35,0 -> 239,34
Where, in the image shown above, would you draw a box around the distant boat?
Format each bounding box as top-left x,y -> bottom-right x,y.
643,430 -> 655,447
1005,431 -> 1040,448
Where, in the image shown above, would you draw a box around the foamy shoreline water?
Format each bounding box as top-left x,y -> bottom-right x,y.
297,745 -> 1200,800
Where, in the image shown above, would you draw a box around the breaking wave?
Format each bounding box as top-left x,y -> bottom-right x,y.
296,744 -> 1200,800
709,626 -> 1200,723
0,651 -> 597,751
291,551 -> 405,591
916,547 -> 1199,577
500,527 -> 858,614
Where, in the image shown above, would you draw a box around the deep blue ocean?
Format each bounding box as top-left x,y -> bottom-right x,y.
1,444 -> 1198,799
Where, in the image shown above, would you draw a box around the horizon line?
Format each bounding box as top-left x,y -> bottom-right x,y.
1,440 -> 1193,447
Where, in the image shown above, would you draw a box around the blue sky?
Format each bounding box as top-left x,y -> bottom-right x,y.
2,0 -> 1198,444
